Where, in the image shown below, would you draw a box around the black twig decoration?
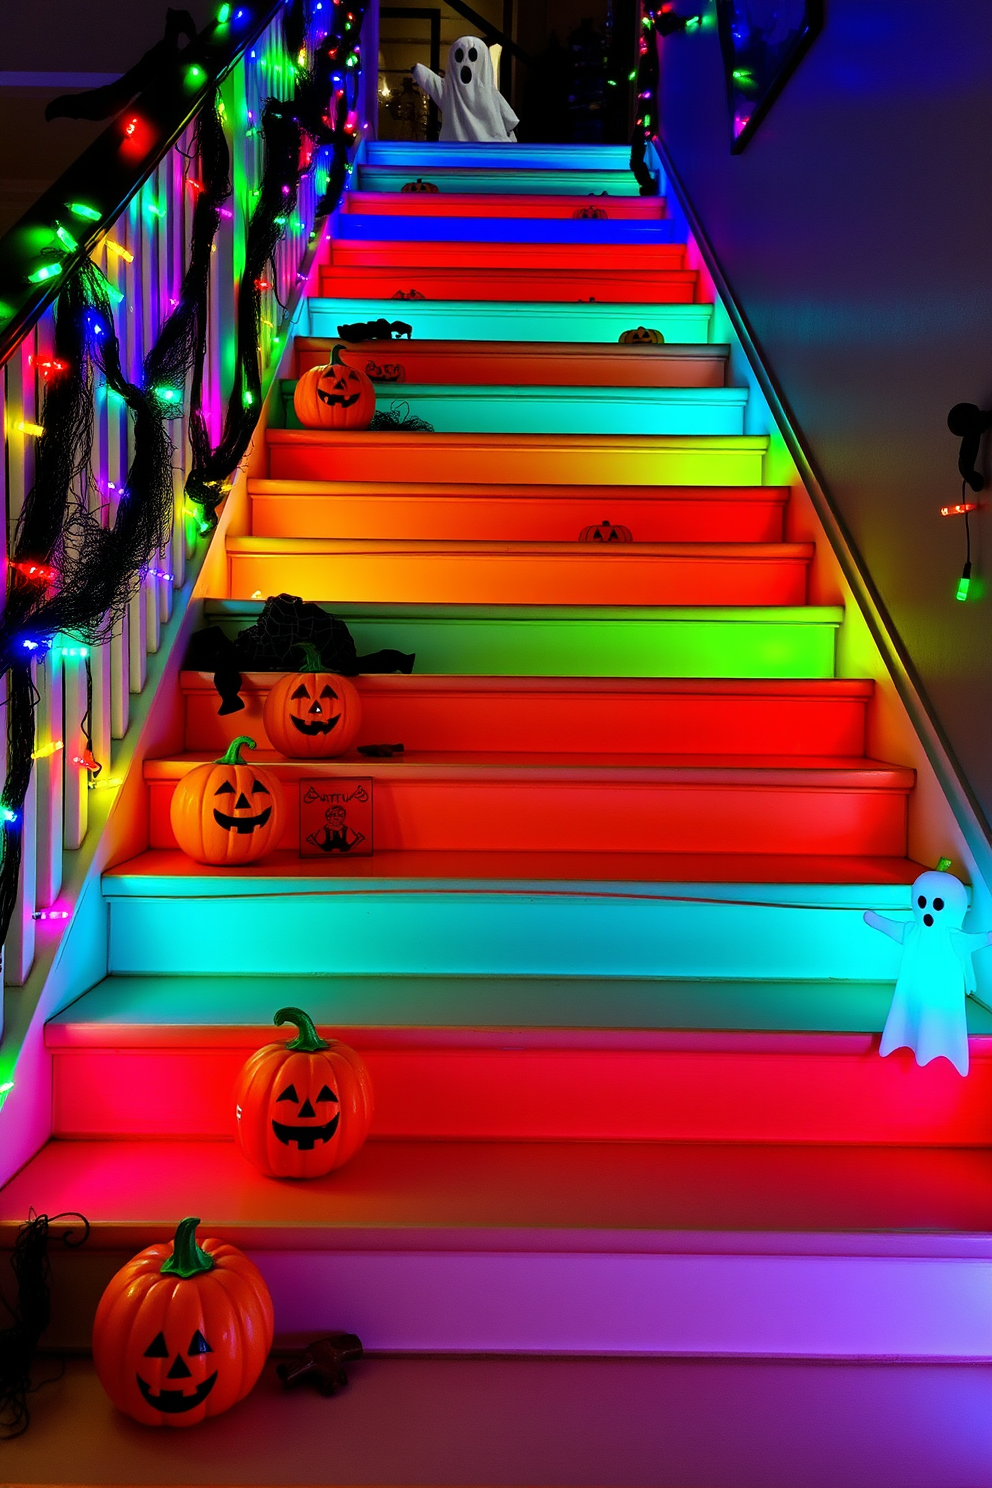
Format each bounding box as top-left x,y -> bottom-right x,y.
0,1211 -> 90,1439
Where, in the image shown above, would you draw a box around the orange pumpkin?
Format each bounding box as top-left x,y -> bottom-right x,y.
619,326 -> 665,344
170,735 -> 284,865
235,1006 -> 374,1180
92,1216 -> 273,1428
262,643 -> 362,758
293,345 -> 376,429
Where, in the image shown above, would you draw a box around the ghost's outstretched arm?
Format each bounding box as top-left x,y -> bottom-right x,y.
412,63 -> 444,109
497,92 -> 519,134
863,910 -> 907,944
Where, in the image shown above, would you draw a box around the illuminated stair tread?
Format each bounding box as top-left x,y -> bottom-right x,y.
364,143 -> 639,169
247,478 -> 786,542
297,338 -> 731,388
317,264 -> 697,303
103,848 -> 924,890
227,535 -> 811,605
267,429 -> 767,486
335,215 -> 683,243
203,598 -> 841,679
2,1356 -> 987,1488
306,296 -> 714,342
50,973 -> 918,1035
344,187 -> 668,215
326,239 -> 687,269
358,168 -> 645,196
181,673 -> 871,756
278,380 -> 749,436
2,1138 -> 989,1243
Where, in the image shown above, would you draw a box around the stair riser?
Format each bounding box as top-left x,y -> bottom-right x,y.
358,169 -> 644,196
31,1247 -> 992,1360
147,776 -> 907,856
319,267 -> 696,302
337,218 -> 681,246
299,344 -> 728,388
366,143 -> 636,167
327,242 -> 686,271
182,682 -> 868,756
106,897 -> 909,981
345,191 -> 665,218
52,1045 -> 992,1144
249,489 -> 786,542
267,437 -> 765,487
279,385 -> 746,437
227,550 -> 810,607
310,298 -> 712,343
252,612 -> 838,679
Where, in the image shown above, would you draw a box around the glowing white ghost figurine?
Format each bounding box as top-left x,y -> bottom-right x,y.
413,37 -> 519,143
864,869 -> 991,1076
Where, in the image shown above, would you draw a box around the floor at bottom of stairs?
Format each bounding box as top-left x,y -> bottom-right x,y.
6,1354 -> 991,1487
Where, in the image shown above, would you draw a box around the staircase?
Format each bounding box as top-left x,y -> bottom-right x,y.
3,142 -> 991,1480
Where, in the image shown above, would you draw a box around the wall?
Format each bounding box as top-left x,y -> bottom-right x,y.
658,1 -> 992,836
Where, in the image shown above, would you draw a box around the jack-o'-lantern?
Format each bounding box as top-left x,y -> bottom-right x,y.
92,1216 -> 273,1427
170,736 -> 285,865
234,1007 -> 374,1179
572,206 -> 608,219
579,519 -> 633,543
400,178 -> 440,193
619,326 -> 665,345
262,644 -> 362,758
293,345 -> 376,430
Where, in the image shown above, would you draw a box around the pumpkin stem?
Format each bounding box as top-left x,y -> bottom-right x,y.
294,641 -> 325,673
216,735 -> 256,766
274,1006 -> 330,1052
330,344 -> 346,367
161,1217 -> 215,1279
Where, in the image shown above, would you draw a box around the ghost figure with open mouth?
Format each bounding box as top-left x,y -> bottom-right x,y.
413,37 -> 519,143
864,869 -> 992,1076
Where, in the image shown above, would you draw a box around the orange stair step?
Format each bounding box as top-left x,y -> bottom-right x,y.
181,675 -> 872,757
318,263 -> 698,303
225,537 -> 812,606
264,431 -> 768,486
247,478 -> 788,542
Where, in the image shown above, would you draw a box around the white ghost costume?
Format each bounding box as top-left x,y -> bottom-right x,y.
864,870 -> 991,1076
413,37 -> 518,143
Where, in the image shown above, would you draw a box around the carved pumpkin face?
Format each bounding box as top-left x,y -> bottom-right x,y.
579,519 -> 633,543
235,1007 -> 374,1180
401,177 -> 439,192
92,1217 -> 273,1428
262,646 -> 362,758
293,345 -> 376,430
619,326 -> 665,345
170,736 -> 285,865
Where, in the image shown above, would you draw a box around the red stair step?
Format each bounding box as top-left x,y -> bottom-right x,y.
247,478 -> 788,543
144,754 -> 914,856
49,1024 -> 992,1145
181,676 -> 872,757
297,337 -> 730,388
343,189 -> 668,218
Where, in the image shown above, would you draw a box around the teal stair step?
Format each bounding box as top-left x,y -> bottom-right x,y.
102,850 -> 922,980
58,973 -> 992,1036
364,143 -> 640,171
202,600 -> 842,679
306,297 -> 713,344
277,380 -> 749,436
